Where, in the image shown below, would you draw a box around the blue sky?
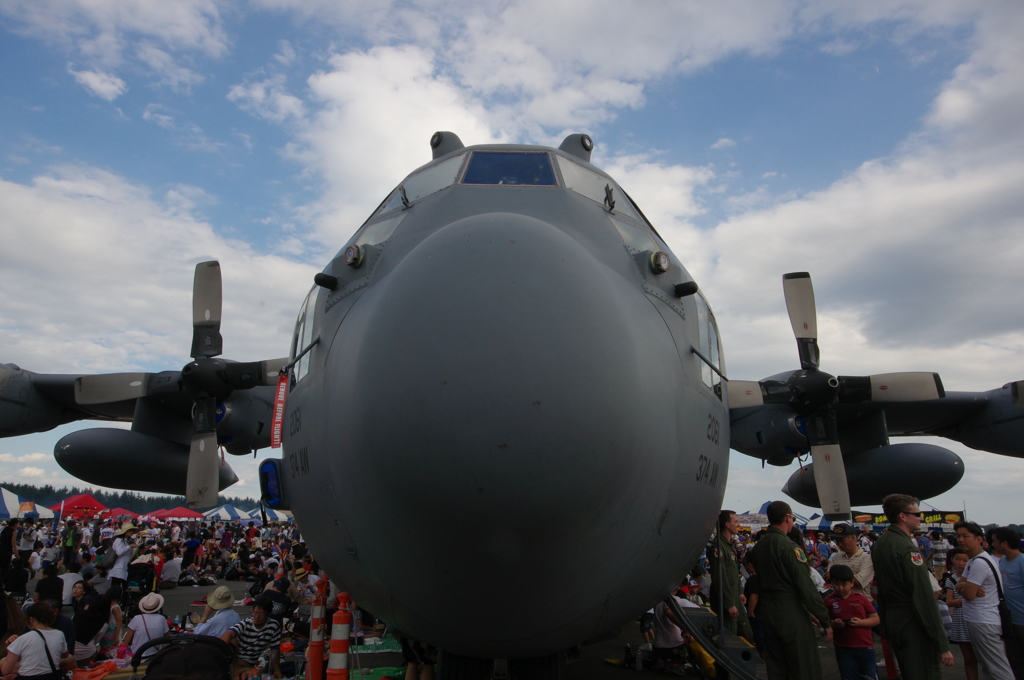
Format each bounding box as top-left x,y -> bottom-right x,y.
2,1 -> 1023,523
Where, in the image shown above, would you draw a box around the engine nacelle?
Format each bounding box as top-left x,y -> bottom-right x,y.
729,403 -> 812,466
0,364 -> 77,437
782,442 -> 964,508
944,385 -> 1024,457
55,428 -> 238,495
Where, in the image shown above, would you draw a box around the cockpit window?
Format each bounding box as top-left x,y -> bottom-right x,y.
290,287 -> 318,385
555,156 -> 641,221
377,153 -> 466,215
461,152 -> 557,186
694,293 -> 725,399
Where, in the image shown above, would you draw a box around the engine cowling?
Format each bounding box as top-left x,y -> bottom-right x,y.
55,428 -> 238,495
782,442 -> 964,508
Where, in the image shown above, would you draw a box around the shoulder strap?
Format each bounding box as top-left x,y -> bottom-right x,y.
977,555 -> 1005,600
33,629 -> 58,674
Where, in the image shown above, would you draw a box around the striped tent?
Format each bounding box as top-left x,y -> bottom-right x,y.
248,507 -> 291,522
753,502 -> 811,527
1,487 -> 55,519
204,504 -> 247,521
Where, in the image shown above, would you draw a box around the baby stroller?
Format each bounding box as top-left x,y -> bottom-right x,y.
124,562 -> 158,618
131,634 -> 234,680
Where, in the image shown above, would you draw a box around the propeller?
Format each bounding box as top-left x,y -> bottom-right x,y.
727,272 -> 946,521
74,261 -> 289,508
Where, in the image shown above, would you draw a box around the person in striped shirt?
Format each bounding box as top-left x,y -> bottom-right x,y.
221,597 -> 282,679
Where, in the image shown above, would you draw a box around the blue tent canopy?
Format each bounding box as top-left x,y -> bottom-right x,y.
1,486 -> 55,519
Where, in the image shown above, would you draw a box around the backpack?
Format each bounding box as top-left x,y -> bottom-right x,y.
97,548 -> 117,569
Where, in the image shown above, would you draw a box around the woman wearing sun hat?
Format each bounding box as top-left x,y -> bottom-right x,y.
121,593 -> 168,660
194,585 -> 241,638
108,523 -> 139,590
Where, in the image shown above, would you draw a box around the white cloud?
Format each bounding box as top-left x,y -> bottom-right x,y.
0,452 -> 51,463
1,0 -> 229,62
18,466 -> 47,478
142,104 -> 175,129
136,43 -> 204,92
294,45 -> 499,246
228,74 -> 305,124
67,65 -> 127,101
0,164 -> 317,374
710,138 -> 736,150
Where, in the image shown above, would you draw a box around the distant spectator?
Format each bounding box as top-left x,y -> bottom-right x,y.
3,557 -> 30,595
0,519 -> 19,581
931,531 -> 951,579
989,527 -> 1024,678
954,520 -> 1013,680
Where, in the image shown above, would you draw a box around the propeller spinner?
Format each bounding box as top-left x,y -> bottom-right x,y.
728,272 -> 945,520
75,261 -> 288,508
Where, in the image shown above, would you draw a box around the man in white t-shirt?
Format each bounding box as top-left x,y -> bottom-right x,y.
955,520 -> 1014,680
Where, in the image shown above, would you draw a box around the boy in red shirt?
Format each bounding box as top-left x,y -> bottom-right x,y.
825,564 -> 880,680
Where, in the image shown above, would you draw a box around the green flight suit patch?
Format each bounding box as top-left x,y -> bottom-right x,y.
795,547 -> 807,563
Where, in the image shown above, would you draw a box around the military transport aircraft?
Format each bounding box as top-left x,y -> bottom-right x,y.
2,132 -> 1022,678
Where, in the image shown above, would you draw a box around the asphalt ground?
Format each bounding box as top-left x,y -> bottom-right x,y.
32,576 -> 968,679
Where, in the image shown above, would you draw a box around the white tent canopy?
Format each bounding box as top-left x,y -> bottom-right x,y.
1,487 -> 55,519
248,507 -> 291,523
204,504 -> 248,521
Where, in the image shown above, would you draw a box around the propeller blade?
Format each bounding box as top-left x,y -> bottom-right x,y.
805,411 -> 851,521
869,372 -> 944,402
75,373 -> 152,404
782,272 -> 819,370
191,261 -> 223,358
185,432 -> 220,508
75,371 -> 182,405
223,357 -> 290,390
727,380 -> 764,408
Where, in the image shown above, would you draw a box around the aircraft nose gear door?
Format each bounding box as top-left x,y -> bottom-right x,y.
664,596 -> 765,679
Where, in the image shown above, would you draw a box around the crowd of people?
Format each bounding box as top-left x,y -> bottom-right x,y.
4,501 -> 1024,680
0,514 -> 318,680
673,496 -> 1024,680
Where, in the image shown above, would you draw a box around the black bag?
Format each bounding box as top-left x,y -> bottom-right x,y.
978,556 -> 1014,637
97,547 -> 117,570
132,634 -> 234,680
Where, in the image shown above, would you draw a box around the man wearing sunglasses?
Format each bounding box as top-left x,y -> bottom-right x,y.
873,494 -> 955,679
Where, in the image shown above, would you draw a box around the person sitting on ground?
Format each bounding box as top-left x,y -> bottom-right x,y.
650,584 -> 699,674
825,564 -> 880,680
193,585 -> 241,638
159,546 -> 182,589
68,581 -> 94,622
95,587 -> 123,660
58,561 -> 84,607
3,557 -> 31,596
121,592 -> 169,661
261,578 -> 295,622
72,589 -> 115,666
221,597 -> 283,679
1,602 -> 77,679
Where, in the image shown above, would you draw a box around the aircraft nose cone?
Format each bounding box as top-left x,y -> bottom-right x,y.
323,212 -> 680,656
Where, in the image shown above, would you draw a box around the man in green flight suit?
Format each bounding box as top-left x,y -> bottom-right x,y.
709,509 -> 753,642
873,494 -> 955,679
752,500 -> 832,680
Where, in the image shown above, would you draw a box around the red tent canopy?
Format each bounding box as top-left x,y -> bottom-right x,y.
161,506 -> 205,519
49,493 -> 108,519
144,508 -> 171,519
104,507 -> 140,520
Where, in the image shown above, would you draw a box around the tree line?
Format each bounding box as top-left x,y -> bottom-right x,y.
5,483 -> 260,514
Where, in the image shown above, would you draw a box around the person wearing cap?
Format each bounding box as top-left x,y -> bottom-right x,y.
121,592 -> 169,660
750,500 -> 832,680
872,494 -> 954,678
194,585 -> 241,638
108,523 -> 138,590
829,523 -> 875,599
